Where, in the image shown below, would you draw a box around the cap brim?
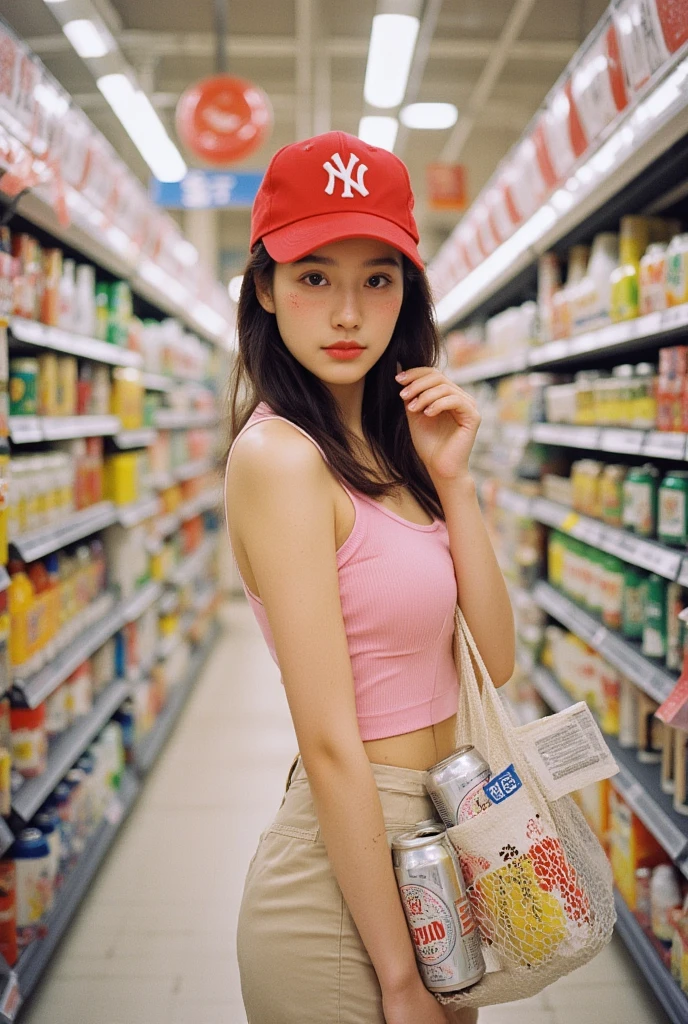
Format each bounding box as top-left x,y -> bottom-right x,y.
261,211 -> 424,270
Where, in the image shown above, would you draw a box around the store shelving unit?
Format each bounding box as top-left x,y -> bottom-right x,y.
11,502 -> 118,562
529,663 -> 688,1023
168,536 -> 217,589
112,428 -> 158,450
11,680 -> 131,825
530,423 -> 688,461
531,580 -> 676,704
116,496 -> 161,529
9,319 -> 143,369
9,416 -> 121,444
134,619 -> 220,775
13,768 -> 140,1007
154,409 -> 219,431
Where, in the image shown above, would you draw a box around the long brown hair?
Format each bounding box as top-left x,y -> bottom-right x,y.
226,241 -> 445,521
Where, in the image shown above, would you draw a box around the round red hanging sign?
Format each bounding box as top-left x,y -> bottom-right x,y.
175,74 -> 273,165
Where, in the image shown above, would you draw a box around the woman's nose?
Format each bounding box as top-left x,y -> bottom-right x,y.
332,292 -> 361,330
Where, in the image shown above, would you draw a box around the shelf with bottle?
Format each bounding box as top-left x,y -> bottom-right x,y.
614,890 -> 688,1024
431,1 -> 688,331
10,501 -> 118,564
115,496 -> 161,530
9,416 -> 121,445
112,428 -> 158,451
167,536 -> 218,590
496,487 -> 685,583
153,487 -> 224,542
530,664 -> 688,873
529,422 -> 688,461
9,318 -> 144,371
12,765 -> 140,1007
153,409 -> 219,431
532,579 -> 677,706
134,620 -> 220,777
11,679 -> 131,825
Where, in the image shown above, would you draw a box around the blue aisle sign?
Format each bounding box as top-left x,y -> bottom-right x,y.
150,170 -> 264,209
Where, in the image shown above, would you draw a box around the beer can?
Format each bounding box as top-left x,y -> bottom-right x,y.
424,746 -> 491,828
392,823 -> 485,993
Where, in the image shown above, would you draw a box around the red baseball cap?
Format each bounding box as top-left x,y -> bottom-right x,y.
250,131 -> 424,270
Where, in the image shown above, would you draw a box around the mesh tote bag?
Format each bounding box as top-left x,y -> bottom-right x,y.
434,607 -> 616,1012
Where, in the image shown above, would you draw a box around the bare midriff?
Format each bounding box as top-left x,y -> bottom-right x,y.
362,714 -> 458,771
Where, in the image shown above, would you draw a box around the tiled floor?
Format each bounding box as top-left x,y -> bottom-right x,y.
20,599 -> 670,1023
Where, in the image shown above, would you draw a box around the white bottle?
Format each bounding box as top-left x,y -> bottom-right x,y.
58,259 -> 76,333
650,864 -> 681,944
73,264 -> 96,337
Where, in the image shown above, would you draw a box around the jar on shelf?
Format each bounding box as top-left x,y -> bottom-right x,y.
632,362 -> 657,429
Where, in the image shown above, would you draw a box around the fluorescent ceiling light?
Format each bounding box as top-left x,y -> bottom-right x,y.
358,116 -> 398,152
97,73 -> 187,182
228,276 -> 243,304
400,103 -> 458,130
364,14 -> 419,109
62,19 -> 111,59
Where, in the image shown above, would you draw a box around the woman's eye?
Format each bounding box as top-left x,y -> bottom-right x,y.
367,275 -> 390,288
303,273 -> 326,286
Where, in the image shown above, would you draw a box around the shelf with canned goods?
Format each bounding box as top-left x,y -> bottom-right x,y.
499,488 -> 685,583
9,318 -> 144,370
449,305 -> 688,386
116,496 -> 161,529
531,665 -> 688,875
532,580 -> 677,706
13,767 -> 140,1007
153,409 -> 219,431
134,620 -> 220,776
614,889 -> 688,1024
112,428 -> 158,450
529,423 -> 688,461
11,678 -> 131,825
9,416 -> 121,444
10,501 -> 119,563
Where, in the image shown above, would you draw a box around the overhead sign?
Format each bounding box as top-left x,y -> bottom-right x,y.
175,74 -> 273,165
150,169 -> 264,209
426,164 -> 467,212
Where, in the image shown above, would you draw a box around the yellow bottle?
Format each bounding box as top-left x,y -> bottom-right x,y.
8,571 -> 37,672
610,217 -> 651,323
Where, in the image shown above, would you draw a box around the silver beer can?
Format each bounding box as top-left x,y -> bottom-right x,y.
424,745 -> 491,828
392,823 -> 485,993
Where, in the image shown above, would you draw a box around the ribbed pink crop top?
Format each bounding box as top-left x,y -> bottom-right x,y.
224,402 -> 459,741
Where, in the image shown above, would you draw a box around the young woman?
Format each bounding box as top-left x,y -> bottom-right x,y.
224,131 -> 515,1024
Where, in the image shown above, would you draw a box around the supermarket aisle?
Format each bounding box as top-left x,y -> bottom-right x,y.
19,599 -> 669,1024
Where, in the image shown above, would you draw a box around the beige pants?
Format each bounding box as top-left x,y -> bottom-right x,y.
237,755 -> 479,1024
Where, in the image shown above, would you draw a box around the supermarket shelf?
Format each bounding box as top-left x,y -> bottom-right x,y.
174,458 -> 213,483
12,679 -> 131,824
116,495 -> 161,528
532,580 -> 677,705
531,495 -> 683,581
118,580 -> 163,624
9,414 -> 120,443
135,619 -> 220,775
531,665 -> 688,872
530,423 -> 688,460
499,488 -> 685,583
153,409 -> 219,430
112,428 -> 158,450
15,769 -> 140,1006
155,487 -> 222,539
435,52 -> 688,329
156,620 -> 189,662
450,306 -> 688,385
141,373 -> 174,392
158,590 -> 179,616
15,583 -> 161,708
11,502 -> 118,562
9,317 -> 143,369
0,963 -> 19,1023
614,890 -> 688,1024
168,536 -> 217,588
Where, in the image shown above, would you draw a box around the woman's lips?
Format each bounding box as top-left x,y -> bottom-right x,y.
324,347 -> 364,361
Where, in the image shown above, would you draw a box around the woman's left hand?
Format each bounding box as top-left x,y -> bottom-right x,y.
396,366 -> 480,483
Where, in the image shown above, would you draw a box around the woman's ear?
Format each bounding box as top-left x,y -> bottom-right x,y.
255,275 -> 276,314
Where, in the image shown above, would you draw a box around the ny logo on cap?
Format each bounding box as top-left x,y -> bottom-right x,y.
323,152 -> 369,199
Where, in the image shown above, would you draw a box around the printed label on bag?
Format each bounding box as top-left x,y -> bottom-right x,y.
518,701 -> 619,800
483,765 -> 523,805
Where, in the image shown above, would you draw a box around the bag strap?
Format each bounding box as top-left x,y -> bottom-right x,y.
453,605 -> 553,818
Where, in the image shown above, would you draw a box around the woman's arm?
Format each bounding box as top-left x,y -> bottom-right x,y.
436,474 -> 515,687
226,421 -> 431,1001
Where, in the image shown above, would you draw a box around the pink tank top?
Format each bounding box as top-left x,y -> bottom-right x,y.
224,402 -> 459,741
